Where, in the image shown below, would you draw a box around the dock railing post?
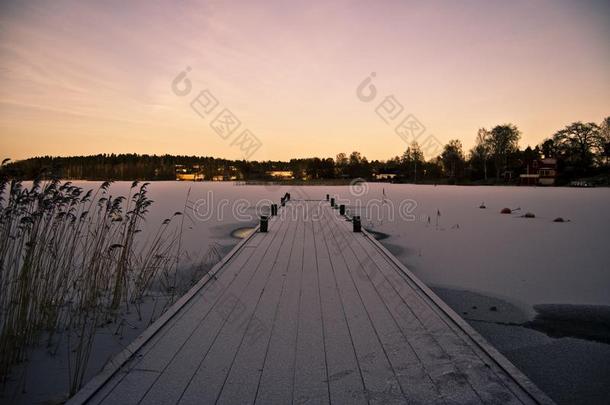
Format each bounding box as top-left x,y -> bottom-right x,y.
339,204 -> 345,215
260,215 -> 269,232
330,197 -> 335,207
353,216 -> 361,232
326,194 -> 329,201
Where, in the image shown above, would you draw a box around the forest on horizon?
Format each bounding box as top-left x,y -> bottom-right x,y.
3,119 -> 610,185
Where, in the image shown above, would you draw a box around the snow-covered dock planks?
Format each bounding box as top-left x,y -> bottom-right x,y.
69,198 -> 554,405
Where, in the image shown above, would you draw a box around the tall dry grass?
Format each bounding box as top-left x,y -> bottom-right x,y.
0,174 -> 184,395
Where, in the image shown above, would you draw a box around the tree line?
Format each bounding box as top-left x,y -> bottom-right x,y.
3,117 -> 609,185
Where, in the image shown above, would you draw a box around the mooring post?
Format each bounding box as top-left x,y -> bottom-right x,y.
326,194 -> 329,201
281,197 -> 286,207
330,197 -> 335,207
353,216 -> 361,232
339,204 -> 345,215
271,204 -> 277,216
260,215 -> 269,232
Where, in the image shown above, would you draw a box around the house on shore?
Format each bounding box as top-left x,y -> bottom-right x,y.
519,158 -> 557,186
175,165 -> 204,181
373,172 -> 397,181
211,174 -> 238,181
266,170 -> 294,180
176,164 -> 242,181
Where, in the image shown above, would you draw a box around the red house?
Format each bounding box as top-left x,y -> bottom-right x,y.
519,158 -> 557,186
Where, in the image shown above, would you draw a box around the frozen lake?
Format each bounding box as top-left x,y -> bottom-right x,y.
88,181 -> 609,310
5,181 -> 610,404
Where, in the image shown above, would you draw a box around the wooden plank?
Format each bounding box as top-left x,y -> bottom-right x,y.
311,208 -> 368,405
291,206 -> 330,405
253,207 -> 305,404
321,207 -> 444,404
215,206 -> 301,404
315,207 -> 408,405
176,205 -> 298,404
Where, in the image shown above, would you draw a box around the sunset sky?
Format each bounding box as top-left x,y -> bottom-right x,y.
0,0 -> 608,161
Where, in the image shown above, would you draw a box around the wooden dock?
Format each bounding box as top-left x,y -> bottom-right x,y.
69,196 -> 554,405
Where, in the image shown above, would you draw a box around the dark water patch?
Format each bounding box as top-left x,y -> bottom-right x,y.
470,318 -> 610,405
435,287 -> 610,345
432,287 -> 531,324
432,287 -> 610,404
524,304 -> 610,345
440,290 -> 610,345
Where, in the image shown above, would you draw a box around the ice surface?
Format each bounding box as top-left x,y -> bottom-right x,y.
3,181 -> 609,404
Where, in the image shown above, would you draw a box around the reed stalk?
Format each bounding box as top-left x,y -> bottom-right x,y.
0,170 -> 183,396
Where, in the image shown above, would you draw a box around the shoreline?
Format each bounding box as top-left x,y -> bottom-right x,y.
7,178 -> 610,188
